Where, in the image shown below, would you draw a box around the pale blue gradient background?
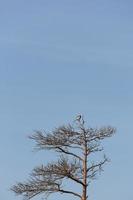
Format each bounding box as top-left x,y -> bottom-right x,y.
0,0 -> 133,200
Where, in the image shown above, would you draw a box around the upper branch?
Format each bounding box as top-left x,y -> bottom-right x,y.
86,126 -> 116,143
29,125 -> 83,151
56,147 -> 83,161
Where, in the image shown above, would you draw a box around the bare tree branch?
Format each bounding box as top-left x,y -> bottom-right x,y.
56,147 -> 83,161
87,155 -> 109,181
86,127 -> 116,142
59,189 -> 82,198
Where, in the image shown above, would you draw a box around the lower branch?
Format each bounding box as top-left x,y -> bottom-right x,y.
59,189 -> 82,199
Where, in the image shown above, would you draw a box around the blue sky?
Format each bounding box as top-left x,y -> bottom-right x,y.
0,0 -> 133,200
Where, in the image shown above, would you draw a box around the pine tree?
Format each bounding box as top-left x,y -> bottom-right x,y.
11,115 -> 115,200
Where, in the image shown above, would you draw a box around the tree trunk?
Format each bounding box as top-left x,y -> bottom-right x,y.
82,140 -> 87,200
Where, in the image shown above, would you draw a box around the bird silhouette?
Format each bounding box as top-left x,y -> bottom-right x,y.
75,114 -> 85,125
75,114 -> 82,122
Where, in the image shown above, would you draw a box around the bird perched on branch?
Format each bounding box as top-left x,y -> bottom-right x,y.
76,114 -> 82,122
75,114 -> 84,124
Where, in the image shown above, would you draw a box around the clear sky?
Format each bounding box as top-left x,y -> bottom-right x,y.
0,0 -> 133,200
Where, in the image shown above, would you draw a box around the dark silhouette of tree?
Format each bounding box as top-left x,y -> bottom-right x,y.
11,115 -> 116,200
